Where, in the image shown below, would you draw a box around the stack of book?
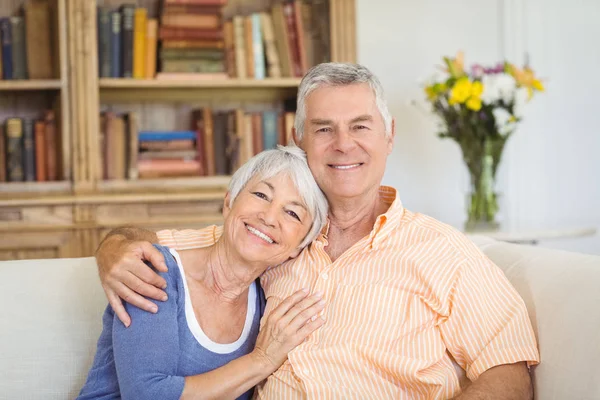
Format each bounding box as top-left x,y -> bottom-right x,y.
99,107 -> 296,180
156,0 -> 228,80
226,0 -> 330,79
0,0 -> 56,80
97,4 -> 159,78
0,111 -> 59,182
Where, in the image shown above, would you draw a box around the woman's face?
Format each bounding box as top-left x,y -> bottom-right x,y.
222,172 -> 313,267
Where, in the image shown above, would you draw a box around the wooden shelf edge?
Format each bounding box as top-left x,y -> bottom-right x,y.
0,181 -> 71,194
0,79 -> 63,91
99,77 -> 302,89
97,176 -> 231,192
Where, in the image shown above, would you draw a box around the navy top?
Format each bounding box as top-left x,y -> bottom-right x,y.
78,245 -> 266,400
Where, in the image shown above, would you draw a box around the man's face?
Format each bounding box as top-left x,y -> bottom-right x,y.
297,83 -> 395,202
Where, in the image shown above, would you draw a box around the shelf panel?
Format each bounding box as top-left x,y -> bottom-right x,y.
99,78 -> 302,89
0,181 -> 71,195
0,80 -> 63,91
97,176 -> 231,192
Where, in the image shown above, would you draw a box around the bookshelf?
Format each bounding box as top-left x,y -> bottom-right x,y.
0,0 -> 357,260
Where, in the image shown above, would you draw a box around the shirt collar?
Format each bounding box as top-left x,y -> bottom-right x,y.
315,186 -> 404,249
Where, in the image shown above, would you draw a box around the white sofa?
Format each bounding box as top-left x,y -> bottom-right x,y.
1,236 -> 599,399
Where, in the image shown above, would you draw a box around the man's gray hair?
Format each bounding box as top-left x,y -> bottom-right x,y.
228,145 -> 328,249
294,62 -> 393,141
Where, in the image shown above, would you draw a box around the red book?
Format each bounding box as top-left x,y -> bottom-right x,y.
44,110 -> 58,181
34,120 -> 46,181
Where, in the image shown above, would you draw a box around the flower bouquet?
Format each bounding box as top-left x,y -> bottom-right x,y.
423,52 -> 545,231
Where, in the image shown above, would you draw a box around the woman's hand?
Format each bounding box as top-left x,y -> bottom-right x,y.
252,289 -> 326,373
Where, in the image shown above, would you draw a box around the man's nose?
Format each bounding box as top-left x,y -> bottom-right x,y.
333,128 -> 356,152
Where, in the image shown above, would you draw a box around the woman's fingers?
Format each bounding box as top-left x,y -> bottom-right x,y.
268,289 -> 309,321
279,292 -> 324,329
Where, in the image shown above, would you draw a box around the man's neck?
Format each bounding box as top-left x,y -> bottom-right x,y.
325,187 -> 389,261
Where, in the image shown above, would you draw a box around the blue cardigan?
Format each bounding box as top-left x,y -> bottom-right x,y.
78,245 -> 266,400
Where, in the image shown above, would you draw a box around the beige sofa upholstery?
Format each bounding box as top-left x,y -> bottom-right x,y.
0,236 -> 599,399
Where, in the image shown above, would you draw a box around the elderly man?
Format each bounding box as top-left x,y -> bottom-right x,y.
96,63 -> 539,399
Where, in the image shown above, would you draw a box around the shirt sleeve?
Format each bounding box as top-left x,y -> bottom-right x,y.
156,228 -> 217,250
112,250 -> 185,400
438,255 -> 540,381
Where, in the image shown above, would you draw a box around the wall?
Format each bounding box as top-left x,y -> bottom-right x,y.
357,0 -> 600,254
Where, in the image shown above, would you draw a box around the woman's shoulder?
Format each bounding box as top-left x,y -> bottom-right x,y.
148,244 -> 184,291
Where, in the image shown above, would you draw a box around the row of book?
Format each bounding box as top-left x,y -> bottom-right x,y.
0,0 -> 56,80
96,0 -> 329,79
0,111 -> 60,182
99,108 -> 296,180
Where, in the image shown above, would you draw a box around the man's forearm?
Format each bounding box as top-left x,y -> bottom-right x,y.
96,226 -> 159,254
454,362 -> 532,400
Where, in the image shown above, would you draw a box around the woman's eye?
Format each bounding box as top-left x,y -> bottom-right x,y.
253,192 -> 268,200
287,210 -> 301,221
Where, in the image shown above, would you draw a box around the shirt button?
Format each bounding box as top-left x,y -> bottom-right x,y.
321,273 -> 329,280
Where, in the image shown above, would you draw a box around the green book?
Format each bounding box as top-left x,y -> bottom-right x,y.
10,17 -> 28,79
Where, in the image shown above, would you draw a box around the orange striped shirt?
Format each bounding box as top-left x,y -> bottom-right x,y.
157,186 -> 540,399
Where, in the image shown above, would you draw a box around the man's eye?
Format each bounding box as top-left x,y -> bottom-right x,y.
287,210 -> 301,221
317,127 -> 331,133
253,192 -> 268,200
354,125 -> 368,130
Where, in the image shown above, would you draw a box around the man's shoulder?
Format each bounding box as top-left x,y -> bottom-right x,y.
157,225 -> 223,250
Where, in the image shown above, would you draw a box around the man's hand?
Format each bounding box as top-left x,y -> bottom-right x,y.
453,362 -> 533,400
96,230 -> 168,327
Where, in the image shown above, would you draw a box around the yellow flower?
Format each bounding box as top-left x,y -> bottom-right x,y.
450,78 -> 472,104
466,97 -> 482,111
532,79 -> 545,91
471,81 -> 483,97
425,86 -> 436,100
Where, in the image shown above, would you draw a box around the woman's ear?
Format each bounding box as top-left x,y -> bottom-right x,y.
222,192 -> 232,219
288,247 -> 302,259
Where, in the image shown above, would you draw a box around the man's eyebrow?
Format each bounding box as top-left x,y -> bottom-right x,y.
309,118 -> 333,125
350,115 -> 374,123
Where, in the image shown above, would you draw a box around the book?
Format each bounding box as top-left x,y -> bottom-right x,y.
120,4 -> 135,78
0,125 -> 5,182
138,131 -> 196,142
191,108 -> 207,175
159,48 -> 224,60
10,17 -> 28,80
271,4 -> 292,77
202,108 -> 215,175
133,8 -> 147,79
223,20 -> 235,77
155,72 -> 228,80
212,111 -> 228,175
106,113 -> 127,179
110,10 -> 122,77
162,39 -> 225,49
161,14 -> 221,30
232,16 -> 246,78
162,5 -> 223,15
23,119 -> 36,181
126,113 -> 139,179
226,111 -> 240,173
159,27 -> 224,41
260,12 -> 281,78
251,113 -> 263,154
139,139 -> 195,151
161,59 -> 225,73
25,0 -> 54,79
293,0 -> 308,74
0,18 -> 12,79
5,118 -> 24,182
137,159 -> 202,178
138,150 -> 197,160
164,0 -> 227,5
282,3 -> 301,77
145,19 -> 158,78
34,120 -> 47,181
243,16 -> 254,78
44,110 -> 58,181
251,13 -> 265,79
262,111 -> 278,150
97,7 -> 111,77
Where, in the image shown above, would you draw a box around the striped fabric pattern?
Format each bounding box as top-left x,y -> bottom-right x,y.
157,186 -> 540,399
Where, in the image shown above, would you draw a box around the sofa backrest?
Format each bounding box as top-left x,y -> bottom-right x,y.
1,238 -> 599,399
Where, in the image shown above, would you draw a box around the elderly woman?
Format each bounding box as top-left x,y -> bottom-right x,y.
78,146 -> 328,400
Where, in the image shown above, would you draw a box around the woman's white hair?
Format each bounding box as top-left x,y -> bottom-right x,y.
227,145 -> 328,249
294,62 -> 392,141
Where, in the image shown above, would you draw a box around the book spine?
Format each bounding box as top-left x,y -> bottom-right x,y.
6,118 -> 24,182
223,20 -> 235,77
203,108 -> 215,176
0,18 -> 13,79
126,113 -> 139,179
0,125 -> 6,182
158,27 -> 224,41
34,120 -> 46,181
133,8 -> 147,79
271,4 -> 292,77
293,0 -> 308,74
45,110 -> 58,181
145,19 -> 158,78
164,0 -> 227,6
232,16 -> 246,79
213,112 -> 228,175
243,16 -> 254,78
251,13 -> 265,80
110,11 -> 122,77
192,109 -> 207,175
160,59 -> 224,74
282,3 -> 301,77
121,5 -> 135,78
25,0 -> 54,79
160,48 -> 224,60
260,12 -> 281,78
23,118 -> 36,181
10,17 -> 28,79
98,7 -> 111,77
138,131 -> 197,141
262,111 -> 278,150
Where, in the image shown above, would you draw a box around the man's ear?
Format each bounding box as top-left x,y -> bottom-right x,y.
222,192 -> 232,219
291,127 -> 300,146
387,118 -> 396,154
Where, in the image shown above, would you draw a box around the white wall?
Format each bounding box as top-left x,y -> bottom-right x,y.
357,0 -> 600,254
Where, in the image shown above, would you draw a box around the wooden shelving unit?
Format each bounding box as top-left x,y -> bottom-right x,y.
0,0 -> 357,261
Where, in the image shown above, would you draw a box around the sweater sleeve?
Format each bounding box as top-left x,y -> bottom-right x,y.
112,246 -> 186,400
